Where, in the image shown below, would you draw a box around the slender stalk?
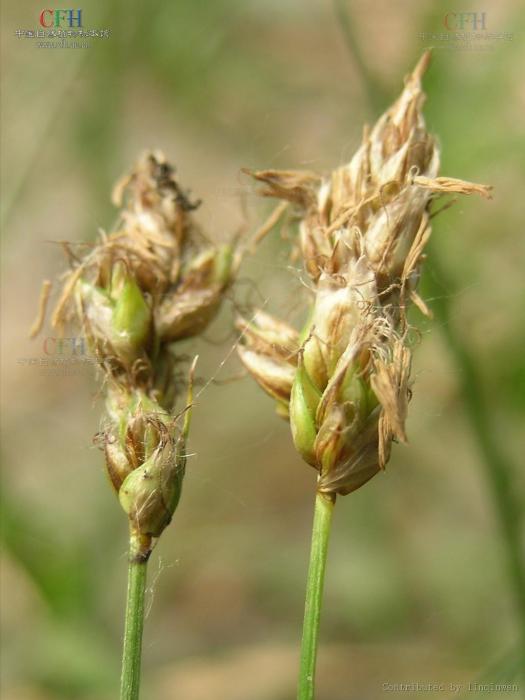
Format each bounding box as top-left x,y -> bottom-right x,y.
298,491 -> 336,700
332,0 -> 385,115
120,541 -> 148,700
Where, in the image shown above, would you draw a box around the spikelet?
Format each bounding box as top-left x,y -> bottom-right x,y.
237,52 -> 491,496
41,151 -> 239,560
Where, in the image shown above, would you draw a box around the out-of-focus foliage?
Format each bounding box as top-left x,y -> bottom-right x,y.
1,1 -> 524,698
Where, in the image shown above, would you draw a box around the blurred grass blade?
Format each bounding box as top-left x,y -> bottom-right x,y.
0,477 -> 94,618
457,646 -> 523,698
422,254 -> 525,668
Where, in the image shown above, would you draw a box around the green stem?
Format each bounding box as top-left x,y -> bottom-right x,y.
298,491 -> 336,700
120,543 -> 148,700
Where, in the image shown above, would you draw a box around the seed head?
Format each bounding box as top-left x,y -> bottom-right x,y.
239,52 -> 491,496
39,152 -> 234,559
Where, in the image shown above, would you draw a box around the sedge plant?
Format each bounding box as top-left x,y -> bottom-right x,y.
33,151 -> 238,699
236,52 -> 492,699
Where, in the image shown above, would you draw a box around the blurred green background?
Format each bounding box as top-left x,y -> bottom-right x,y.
1,1 -> 524,699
